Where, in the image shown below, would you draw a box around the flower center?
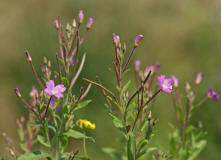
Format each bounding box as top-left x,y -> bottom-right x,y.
51,88 -> 59,95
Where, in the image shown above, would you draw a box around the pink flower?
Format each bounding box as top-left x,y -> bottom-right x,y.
171,76 -> 178,87
158,75 -> 174,93
44,80 -> 66,98
206,88 -> 219,101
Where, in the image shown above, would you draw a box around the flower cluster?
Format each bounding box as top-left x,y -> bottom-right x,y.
76,119 -> 96,130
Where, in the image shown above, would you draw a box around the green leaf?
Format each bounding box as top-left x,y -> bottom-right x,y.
136,147 -> 157,159
37,135 -> 51,148
78,156 -> 91,160
127,135 -> 134,160
121,81 -> 131,97
63,129 -> 95,142
189,140 -> 207,160
18,150 -> 52,160
176,105 -> 185,123
102,148 -> 124,160
105,104 -> 126,135
62,77 -> 69,89
29,121 -> 42,127
73,100 -> 92,112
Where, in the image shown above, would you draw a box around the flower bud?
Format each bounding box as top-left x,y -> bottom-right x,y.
154,62 -> 160,72
171,76 -> 178,88
14,87 -> 21,97
134,35 -> 144,47
134,60 -> 141,72
25,50 -> 32,62
147,111 -> 152,121
54,19 -> 59,29
195,72 -> 202,85
72,19 -> 77,28
78,10 -> 84,24
86,16 -> 94,29
112,33 -> 120,46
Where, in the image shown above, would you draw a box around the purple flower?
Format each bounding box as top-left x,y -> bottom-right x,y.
78,10 -> 84,24
44,80 -> 66,98
134,60 -> 141,71
154,62 -> 160,72
134,35 -> 144,47
87,16 -> 94,29
158,75 -> 174,93
206,88 -> 219,101
171,76 -> 178,87
112,33 -> 120,46
195,72 -> 202,84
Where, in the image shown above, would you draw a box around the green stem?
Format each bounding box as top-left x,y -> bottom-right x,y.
83,130 -> 87,156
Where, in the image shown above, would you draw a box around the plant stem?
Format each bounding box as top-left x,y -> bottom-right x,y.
83,130 -> 87,156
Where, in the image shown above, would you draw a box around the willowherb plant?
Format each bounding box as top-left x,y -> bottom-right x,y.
83,33 -> 219,159
2,10 -> 96,160
1,10 -> 219,160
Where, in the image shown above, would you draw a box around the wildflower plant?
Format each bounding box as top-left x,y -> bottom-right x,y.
1,10 -> 219,160
83,33 -> 219,160
3,10 -> 96,160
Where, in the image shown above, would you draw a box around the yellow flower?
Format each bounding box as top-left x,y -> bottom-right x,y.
76,119 -> 95,130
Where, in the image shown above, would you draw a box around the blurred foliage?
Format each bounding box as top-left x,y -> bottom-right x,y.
0,0 -> 221,159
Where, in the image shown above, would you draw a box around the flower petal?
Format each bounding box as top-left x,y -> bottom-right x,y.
46,80 -> 55,90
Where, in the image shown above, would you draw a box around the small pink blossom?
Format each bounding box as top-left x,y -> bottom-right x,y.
158,75 -> 174,93
206,88 -> 219,101
44,80 -> 66,98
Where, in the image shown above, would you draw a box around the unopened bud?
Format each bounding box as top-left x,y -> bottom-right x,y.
43,56 -> 47,64
72,19 -> 77,28
171,76 -> 178,88
154,62 -> 160,72
80,86 -> 84,93
78,10 -> 84,24
112,33 -> 120,46
86,16 -> 94,29
54,19 -> 59,29
14,87 -> 21,97
134,60 -> 141,72
25,50 -> 32,62
48,61 -> 51,67
195,72 -> 202,85
147,111 -> 152,121
134,35 -> 144,47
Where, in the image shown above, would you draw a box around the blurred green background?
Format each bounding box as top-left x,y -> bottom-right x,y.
0,0 -> 221,159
